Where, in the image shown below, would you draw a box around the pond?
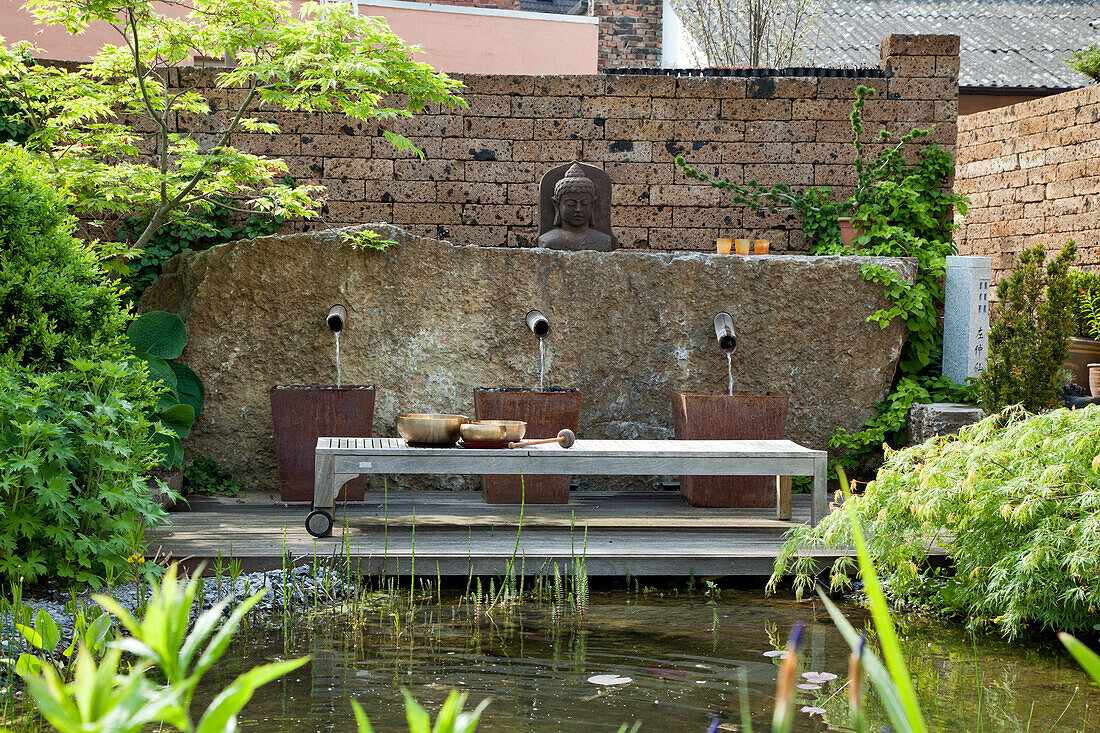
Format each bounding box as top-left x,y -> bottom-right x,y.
213,585 -> 1098,732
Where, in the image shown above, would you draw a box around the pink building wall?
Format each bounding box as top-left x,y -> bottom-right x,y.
0,0 -> 597,74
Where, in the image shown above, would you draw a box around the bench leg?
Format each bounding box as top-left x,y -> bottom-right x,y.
811,455 -> 828,526
314,454 -> 336,513
775,476 -> 792,520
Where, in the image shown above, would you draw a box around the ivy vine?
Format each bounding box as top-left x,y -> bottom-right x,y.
676,86 -> 976,473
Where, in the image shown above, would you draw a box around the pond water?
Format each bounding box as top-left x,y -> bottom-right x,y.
215,586 -> 1096,732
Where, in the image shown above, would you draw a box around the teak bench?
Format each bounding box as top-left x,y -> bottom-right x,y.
307,437 -> 828,537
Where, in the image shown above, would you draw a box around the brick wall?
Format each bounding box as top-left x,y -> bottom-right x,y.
146,33 -> 957,253
955,84 -> 1100,282
592,0 -> 661,70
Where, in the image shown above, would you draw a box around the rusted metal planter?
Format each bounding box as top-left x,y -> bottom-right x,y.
270,385 -> 375,502
474,388 -> 581,504
671,390 -> 788,507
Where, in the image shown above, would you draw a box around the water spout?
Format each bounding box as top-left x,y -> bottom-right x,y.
714,312 -> 737,396
713,312 -> 737,355
526,310 -> 551,391
328,305 -> 346,388
327,304 -> 347,334
526,310 -> 551,338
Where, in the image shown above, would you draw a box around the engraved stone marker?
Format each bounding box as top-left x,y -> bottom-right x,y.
535,161 -> 618,251
942,255 -> 992,384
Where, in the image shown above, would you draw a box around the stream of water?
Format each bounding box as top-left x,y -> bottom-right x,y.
335,331 -> 342,389
727,352 -> 733,396
212,589 -> 1097,732
539,338 -> 546,391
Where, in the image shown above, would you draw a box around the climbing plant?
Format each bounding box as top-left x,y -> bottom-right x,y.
676,85 -> 974,472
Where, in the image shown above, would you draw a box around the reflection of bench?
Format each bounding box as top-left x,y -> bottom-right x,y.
307,438 -> 828,538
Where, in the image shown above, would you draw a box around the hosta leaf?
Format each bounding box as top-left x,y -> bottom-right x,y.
168,361 -> 204,416
126,311 -> 187,359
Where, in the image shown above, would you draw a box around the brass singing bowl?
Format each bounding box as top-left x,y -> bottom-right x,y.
472,419 -> 527,442
460,422 -> 509,442
396,414 -> 469,444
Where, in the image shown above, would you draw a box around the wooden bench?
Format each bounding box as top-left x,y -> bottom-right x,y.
308,437 -> 828,537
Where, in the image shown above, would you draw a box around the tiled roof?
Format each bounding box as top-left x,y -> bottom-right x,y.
802,0 -> 1096,89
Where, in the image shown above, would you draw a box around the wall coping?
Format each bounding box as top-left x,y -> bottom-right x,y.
359,0 -> 599,24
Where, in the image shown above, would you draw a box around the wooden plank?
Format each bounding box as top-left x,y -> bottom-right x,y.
334,454 -> 818,476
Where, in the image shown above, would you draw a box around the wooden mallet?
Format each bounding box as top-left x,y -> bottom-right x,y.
509,428 -> 576,449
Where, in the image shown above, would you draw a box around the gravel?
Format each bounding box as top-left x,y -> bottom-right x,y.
0,565 -> 359,656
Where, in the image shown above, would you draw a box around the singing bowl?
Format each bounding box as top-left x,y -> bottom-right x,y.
396,414 -> 468,444
472,420 -> 527,442
460,422 -> 509,442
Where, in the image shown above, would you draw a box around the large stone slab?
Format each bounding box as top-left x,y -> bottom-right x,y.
142,224 -> 916,492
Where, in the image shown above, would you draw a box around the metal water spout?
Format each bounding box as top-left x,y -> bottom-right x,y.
713,312 -> 737,354
526,309 -> 551,338
327,304 -> 347,333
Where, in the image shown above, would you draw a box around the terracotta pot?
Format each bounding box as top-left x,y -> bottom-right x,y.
671,390 -> 789,508
1090,364 -> 1100,397
474,388 -> 581,503
1066,338 -> 1100,389
837,217 -> 863,248
269,385 -> 375,502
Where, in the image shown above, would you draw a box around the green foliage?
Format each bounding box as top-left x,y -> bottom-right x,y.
0,359 -> 167,587
1067,44 -> 1100,83
1070,268 -> 1100,339
352,690 -> 489,733
118,195 -> 284,304
979,242 -> 1076,413
343,228 -> 400,252
183,455 -> 243,497
1,0 -> 465,249
771,405 -> 1100,638
0,146 -> 128,371
17,563 -> 309,732
0,144 -> 167,588
126,311 -> 204,467
676,86 -> 974,471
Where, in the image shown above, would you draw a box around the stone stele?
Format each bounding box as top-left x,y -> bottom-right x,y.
141,224 -> 915,492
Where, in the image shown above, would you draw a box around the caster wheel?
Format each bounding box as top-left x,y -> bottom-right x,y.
305,509 -> 334,538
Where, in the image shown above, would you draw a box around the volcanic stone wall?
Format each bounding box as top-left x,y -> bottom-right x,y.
955,84 -> 1100,282
153,33 -> 957,254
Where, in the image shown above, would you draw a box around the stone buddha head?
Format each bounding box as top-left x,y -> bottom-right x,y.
552,162 -> 598,231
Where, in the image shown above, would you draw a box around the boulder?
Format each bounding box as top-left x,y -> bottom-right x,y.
907,402 -> 985,445
142,224 -> 916,492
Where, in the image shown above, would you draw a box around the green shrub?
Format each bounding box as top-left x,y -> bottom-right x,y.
183,455 -> 242,496
979,241 -> 1076,413
0,359 -> 166,586
0,146 -> 128,371
1067,44 -> 1100,83
771,405 -> 1100,638
0,144 -> 167,587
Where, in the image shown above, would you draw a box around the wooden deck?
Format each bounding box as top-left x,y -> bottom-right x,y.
146,490 -> 853,577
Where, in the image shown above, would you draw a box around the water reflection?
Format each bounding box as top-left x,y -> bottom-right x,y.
220,589 -> 1097,732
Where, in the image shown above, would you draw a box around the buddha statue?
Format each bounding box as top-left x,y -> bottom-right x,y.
535,162 -> 617,251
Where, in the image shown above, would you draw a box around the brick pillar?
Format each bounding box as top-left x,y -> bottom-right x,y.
592,0 -> 662,70
880,34 -> 960,149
